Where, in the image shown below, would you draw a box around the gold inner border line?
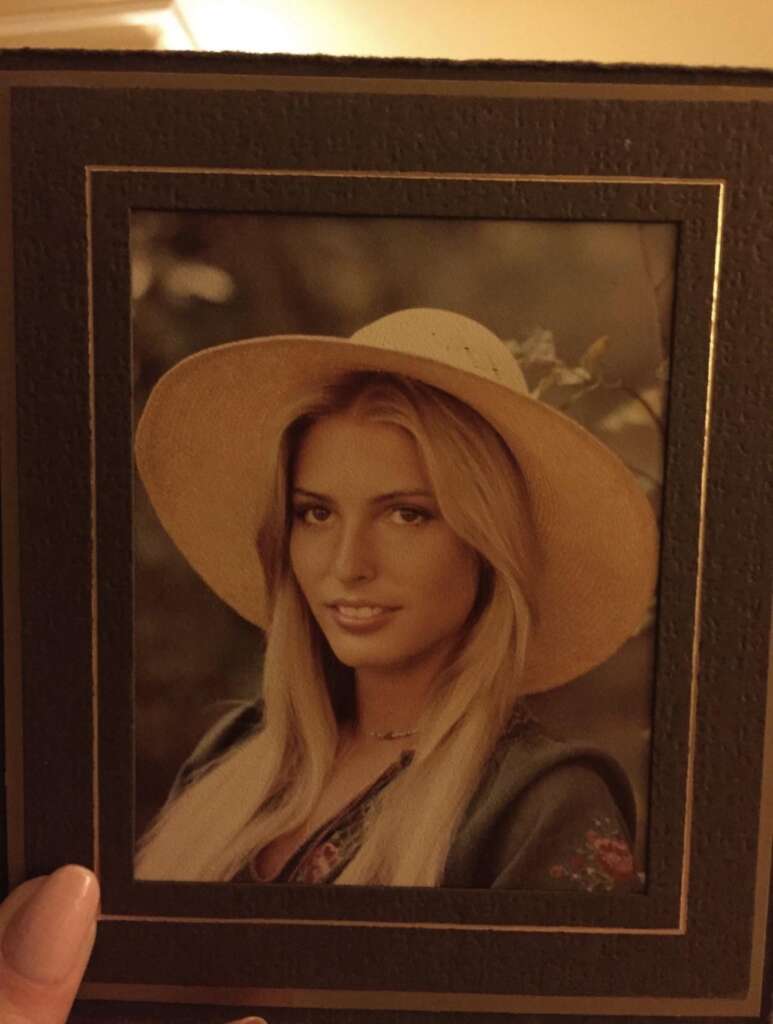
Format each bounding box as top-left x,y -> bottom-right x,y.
677,180 -> 725,932
87,164 -> 726,186
85,165 -> 722,936
85,162 -> 100,883
98,910 -> 681,934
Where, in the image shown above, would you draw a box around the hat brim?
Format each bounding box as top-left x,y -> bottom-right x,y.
136,333 -> 658,693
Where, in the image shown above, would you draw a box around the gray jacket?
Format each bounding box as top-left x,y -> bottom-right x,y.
171,702 -> 639,891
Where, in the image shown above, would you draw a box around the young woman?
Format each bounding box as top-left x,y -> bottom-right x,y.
134,308 -> 657,889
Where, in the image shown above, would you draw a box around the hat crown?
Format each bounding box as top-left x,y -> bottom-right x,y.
350,308 -> 527,395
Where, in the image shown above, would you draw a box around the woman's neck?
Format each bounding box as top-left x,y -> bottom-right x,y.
352,646 -> 450,739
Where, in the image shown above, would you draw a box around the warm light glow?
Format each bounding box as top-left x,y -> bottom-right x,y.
176,0 -> 374,56
174,0 -> 773,66
0,0 -> 770,63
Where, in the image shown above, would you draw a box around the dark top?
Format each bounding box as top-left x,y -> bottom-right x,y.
169,701 -> 642,891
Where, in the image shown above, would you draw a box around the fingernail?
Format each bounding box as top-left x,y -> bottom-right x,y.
2,865 -> 99,983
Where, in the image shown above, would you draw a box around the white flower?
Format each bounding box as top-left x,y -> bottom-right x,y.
504,328 -> 556,365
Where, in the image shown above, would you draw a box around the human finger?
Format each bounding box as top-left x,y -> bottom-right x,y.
0,865 -> 99,1024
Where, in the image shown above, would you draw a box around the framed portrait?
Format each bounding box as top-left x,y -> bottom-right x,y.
0,50 -> 771,1023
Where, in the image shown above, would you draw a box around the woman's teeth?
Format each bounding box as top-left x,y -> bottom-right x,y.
336,605 -> 385,619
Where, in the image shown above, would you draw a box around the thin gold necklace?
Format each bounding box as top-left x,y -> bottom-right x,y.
365,727 -> 419,741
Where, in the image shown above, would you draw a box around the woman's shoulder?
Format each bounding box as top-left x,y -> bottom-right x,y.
169,699 -> 265,798
490,711 -> 637,835
444,709 -> 640,889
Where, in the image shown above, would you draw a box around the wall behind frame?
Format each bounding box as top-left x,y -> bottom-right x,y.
0,0 -> 771,67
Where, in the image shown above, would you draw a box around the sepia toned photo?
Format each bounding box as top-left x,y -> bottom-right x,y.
131,213 -> 673,890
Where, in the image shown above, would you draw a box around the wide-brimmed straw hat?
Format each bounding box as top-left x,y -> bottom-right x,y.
135,307 -> 658,693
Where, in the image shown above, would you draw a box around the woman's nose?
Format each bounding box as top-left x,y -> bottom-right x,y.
332,522 -> 375,583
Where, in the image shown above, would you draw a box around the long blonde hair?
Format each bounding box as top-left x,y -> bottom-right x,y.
135,371 -> 536,884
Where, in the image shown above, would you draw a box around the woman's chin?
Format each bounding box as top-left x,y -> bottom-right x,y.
325,636 -> 409,674
326,641 -> 390,671
326,638 -> 438,678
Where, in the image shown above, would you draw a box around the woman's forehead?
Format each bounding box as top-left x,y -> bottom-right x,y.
292,413 -> 432,495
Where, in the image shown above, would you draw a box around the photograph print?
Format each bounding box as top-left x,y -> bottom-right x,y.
131,212 -> 674,892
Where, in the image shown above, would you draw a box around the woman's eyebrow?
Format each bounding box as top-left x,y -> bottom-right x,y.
372,490 -> 436,503
292,487 -> 435,503
293,487 -> 330,500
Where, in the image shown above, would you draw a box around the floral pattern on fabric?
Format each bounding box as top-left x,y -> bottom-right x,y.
547,815 -> 636,891
283,791 -> 379,884
248,753 -> 412,885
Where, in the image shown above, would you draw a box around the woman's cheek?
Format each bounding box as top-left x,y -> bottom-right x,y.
289,531 -> 314,590
293,529 -> 337,588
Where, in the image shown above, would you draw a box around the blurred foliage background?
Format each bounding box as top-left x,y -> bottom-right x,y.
132,213 -> 675,875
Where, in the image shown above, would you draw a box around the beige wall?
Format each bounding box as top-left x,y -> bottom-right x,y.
0,0 -> 772,67
181,0 -> 773,67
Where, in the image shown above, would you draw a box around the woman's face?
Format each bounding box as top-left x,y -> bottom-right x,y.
289,412 -> 480,680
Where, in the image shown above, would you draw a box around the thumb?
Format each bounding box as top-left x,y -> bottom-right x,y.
0,865 -> 99,1024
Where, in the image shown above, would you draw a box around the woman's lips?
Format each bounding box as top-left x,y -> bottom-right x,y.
326,604 -> 398,632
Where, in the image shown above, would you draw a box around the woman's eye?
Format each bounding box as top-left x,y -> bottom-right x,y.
389,506 -> 431,525
294,505 -> 330,524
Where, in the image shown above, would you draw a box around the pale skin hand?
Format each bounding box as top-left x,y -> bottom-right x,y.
0,865 -> 99,1024
0,866 -> 266,1024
